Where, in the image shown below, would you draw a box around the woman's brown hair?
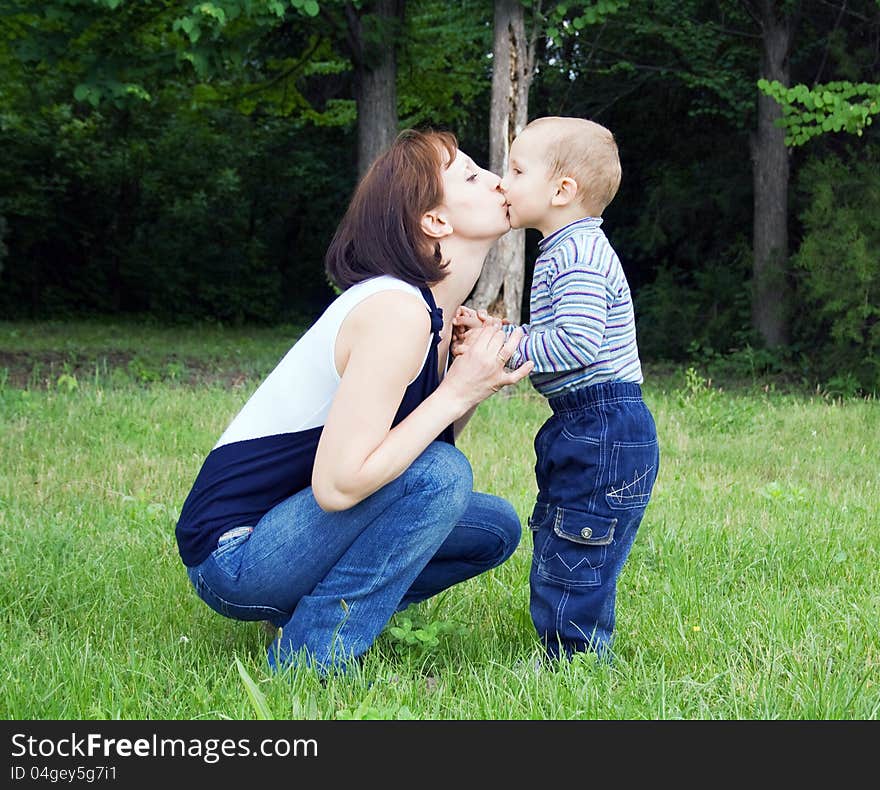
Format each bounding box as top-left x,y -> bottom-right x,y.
325,128 -> 458,290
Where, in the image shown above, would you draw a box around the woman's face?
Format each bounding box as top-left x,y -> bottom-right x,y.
438,149 -> 510,241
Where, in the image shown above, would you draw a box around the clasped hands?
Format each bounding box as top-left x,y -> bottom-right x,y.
446,306 -> 532,397
451,306 -> 512,363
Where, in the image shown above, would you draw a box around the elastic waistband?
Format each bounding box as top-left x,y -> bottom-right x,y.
548,381 -> 643,413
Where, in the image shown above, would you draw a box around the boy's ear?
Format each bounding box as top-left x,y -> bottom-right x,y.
420,208 -> 453,239
551,176 -> 578,207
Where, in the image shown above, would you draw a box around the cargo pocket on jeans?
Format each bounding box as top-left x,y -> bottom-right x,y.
530,503 -> 617,588
606,440 -> 659,511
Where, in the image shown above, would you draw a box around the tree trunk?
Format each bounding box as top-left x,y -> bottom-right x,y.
469,0 -> 533,324
346,0 -> 404,179
750,1 -> 794,347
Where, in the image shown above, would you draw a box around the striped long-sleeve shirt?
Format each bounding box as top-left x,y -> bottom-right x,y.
505,216 -> 643,397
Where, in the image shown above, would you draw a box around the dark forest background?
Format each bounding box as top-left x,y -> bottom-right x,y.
1,0 -> 878,392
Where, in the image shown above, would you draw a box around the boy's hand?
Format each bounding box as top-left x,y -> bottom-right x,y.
451,306 -> 514,357
452,305 -> 511,327
451,307 -> 485,357
452,305 -> 484,332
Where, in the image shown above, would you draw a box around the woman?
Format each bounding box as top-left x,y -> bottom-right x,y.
175,129 -> 534,674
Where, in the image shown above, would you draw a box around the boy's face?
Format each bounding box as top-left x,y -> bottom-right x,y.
499,127 -> 558,234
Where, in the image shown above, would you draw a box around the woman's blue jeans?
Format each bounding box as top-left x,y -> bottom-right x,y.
185,442 -> 521,674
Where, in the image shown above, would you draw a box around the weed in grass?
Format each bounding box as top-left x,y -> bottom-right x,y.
386,614 -> 468,657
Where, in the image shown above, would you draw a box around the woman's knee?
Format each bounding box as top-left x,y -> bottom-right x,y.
477,494 -> 522,564
498,498 -> 523,561
406,442 -> 473,512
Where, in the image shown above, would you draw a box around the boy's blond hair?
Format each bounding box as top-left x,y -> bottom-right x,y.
525,116 -> 621,215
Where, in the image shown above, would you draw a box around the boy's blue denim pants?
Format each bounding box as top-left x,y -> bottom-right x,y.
529,381 -> 659,660
184,442 -> 521,675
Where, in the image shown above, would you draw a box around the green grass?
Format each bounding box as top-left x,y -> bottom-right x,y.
1,321 -> 878,720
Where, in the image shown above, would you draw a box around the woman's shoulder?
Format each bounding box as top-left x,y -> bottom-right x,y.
332,275 -> 429,323
343,274 -> 423,300
346,279 -> 431,332
335,278 -> 433,381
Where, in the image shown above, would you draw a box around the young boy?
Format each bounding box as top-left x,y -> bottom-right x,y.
454,116 -> 660,662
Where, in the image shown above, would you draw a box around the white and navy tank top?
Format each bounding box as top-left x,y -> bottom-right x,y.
175,275 -> 451,567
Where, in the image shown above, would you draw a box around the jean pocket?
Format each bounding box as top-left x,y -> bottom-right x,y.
528,501 -> 552,530
532,505 -> 617,588
606,440 -> 659,511
210,527 -> 253,580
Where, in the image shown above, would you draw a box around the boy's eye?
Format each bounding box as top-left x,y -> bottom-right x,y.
513,168 -> 522,175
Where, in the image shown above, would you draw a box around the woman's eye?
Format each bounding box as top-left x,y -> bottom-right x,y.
466,173 -> 478,182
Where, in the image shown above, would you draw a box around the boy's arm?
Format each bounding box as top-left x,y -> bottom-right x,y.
505,257 -> 607,373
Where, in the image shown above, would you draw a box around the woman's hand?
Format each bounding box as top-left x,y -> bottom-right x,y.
442,318 -> 533,410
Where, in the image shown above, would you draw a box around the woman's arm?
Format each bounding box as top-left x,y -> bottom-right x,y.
312,292 -> 531,511
452,404 -> 479,440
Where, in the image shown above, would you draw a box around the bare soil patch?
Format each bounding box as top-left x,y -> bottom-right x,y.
0,350 -> 251,388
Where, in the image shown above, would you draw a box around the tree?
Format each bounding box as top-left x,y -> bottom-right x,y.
469,0 -> 537,323
339,0 -> 406,177
747,0 -> 800,348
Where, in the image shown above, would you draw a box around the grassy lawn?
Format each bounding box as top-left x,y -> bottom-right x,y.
1,320 -> 878,719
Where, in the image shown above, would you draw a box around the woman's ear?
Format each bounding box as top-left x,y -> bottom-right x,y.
420,209 -> 454,239
551,176 -> 578,207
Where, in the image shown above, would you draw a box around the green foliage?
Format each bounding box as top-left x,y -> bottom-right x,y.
758,79 -> 880,146
635,251 -> 752,363
386,613 -> 467,657
821,372 -> 864,400
687,342 -> 788,385
235,656 -> 274,719
0,215 -> 6,275
4,1 -> 182,110
673,366 -> 760,433
545,0 -> 631,41
0,81 -> 348,321
397,0 -> 493,134
790,146 -> 880,394
336,693 -> 416,720
757,480 -> 810,507
55,372 -> 79,393
0,0 -> 501,322
566,0 -> 758,128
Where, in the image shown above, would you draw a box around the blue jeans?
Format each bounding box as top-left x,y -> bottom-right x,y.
528,382 -> 659,660
185,442 -> 521,674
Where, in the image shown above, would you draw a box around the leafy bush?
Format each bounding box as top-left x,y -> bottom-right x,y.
791,145 -> 880,393
635,249 -> 752,363
0,215 -> 6,275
